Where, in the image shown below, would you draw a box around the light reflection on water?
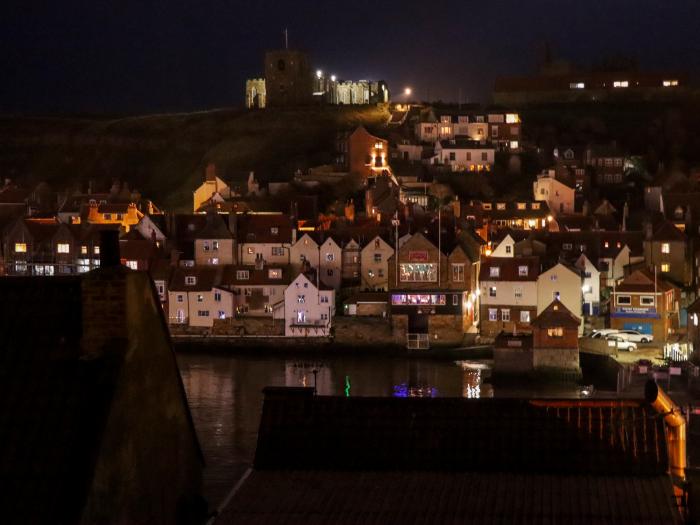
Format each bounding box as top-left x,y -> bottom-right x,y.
176,353 -> 490,505
176,352 -> 581,507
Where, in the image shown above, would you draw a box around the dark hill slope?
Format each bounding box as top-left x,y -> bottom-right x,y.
0,105 -> 390,210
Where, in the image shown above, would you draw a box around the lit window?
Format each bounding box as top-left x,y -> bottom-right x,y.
14,243 -> 27,253
547,327 -> 564,337
505,114 -> 520,124
399,263 -> 437,282
661,263 -> 670,273
125,260 -> 138,270
489,286 -> 497,297
663,80 -> 679,87
197,294 -> 204,302
510,141 -> 519,149
57,243 -> 70,254
268,268 -> 282,279
247,247 -> 255,254
81,245 -> 88,255
94,246 -> 100,255
520,310 -> 530,323
518,265 -> 528,277
212,240 -> 219,250
488,308 -> 497,321
270,227 -> 279,235
326,253 -> 334,262
569,82 -> 585,89
661,243 -> 670,254
490,267 -> 500,278
297,295 -> 305,304
613,80 -> 629,88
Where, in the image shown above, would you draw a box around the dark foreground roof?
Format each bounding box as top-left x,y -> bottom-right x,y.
217,387 -> 680,525
0,277 -> 119,523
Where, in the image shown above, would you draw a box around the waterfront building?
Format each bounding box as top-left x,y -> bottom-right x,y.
575,253 -> 601,316
536,262 -> 583,333
281,272 -> 335,337
610,269 -> 680,342
387,232 -> 477,348
479,256 -> 540,336
167,266 -> 232,327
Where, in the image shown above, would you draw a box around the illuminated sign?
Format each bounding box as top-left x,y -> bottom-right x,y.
408,250 -> 429,262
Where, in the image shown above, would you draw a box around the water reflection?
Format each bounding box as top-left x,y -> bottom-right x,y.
177,352 -> 587,507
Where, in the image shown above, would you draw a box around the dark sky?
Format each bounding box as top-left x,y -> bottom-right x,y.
3,0 -> 700,114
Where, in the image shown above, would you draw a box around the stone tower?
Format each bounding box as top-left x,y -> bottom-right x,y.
264,49 -> 313,107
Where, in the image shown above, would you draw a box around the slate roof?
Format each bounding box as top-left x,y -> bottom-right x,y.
236,213 -> 293,244
531,299 -> 581,328
479,256 -> 540,282
437,139 -> 494,150
217,387 -> 680,525
651,220 -> 686,242
616,269 -> 677,294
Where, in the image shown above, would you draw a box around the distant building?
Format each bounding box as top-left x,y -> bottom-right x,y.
495,68 -> 688,106
282,272 -> 335,337
533,170 -> 575,215
432,140 -> 495,173
245,49 -> 389,108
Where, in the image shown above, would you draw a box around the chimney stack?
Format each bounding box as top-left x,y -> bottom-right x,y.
99,230 -> 121,268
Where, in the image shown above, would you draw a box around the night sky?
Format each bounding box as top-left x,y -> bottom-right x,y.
3,0 -> 700,114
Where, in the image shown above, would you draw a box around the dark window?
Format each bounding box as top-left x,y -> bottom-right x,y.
277,59 -> 286,71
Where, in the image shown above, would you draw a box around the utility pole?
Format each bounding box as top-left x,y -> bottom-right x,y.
283,28 -> 289,49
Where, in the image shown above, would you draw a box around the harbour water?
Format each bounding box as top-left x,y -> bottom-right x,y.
176,351 -> 582,507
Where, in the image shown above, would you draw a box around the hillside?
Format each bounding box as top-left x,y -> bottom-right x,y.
0,105 -> 391,211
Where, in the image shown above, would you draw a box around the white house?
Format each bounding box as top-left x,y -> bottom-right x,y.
432,140 -> 495,173
167,267 -> 234,328
575,254 -> 601,316
536,262 -> 583,332
491,234 -> 515,258
319,237 -> 342,291
533,170 -> 575,215
360,235 -> 395,291
282,273 -> 335,337
289,233 -> 320,276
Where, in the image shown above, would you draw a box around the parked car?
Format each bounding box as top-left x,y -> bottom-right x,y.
615,330 -> 653,344
590,329 -> 619,339
605,335 -> 637,352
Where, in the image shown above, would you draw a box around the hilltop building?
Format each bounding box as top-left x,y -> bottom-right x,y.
245,48 -> 389,108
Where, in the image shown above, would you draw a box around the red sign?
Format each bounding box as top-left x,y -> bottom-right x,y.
408,250 -> 429,262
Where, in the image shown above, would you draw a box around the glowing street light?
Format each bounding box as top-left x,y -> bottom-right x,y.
404,87 -> 412,96
316,70 -> 323,79
331,74 -> 337,82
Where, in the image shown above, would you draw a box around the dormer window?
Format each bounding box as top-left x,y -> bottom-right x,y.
531,203 -> 540,210
57,243 -> 70,254
496,203 -> 506,210
482,203 -> 492,210
236,270 -> 250,280
490,266 -> 500,278
270,227 -> 279,235
518,265 -> 528,276
516,203 -> 526,210
662,243 -> 670,254
14,243 -> 27,253
185,276 -> 197,285
547,327 -> 564,337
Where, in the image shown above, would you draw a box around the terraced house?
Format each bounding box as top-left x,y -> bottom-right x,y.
387,232 -> 477,348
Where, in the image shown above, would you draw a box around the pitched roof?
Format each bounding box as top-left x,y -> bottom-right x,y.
236,213 -> 293,244
218,387 -> 680,524
479,256 -> 540,281
651,220 -> 686,242
531,299 -> 581,328
168,266 -> 223,291
616,269 -> 677,293
196,213 -> 233,239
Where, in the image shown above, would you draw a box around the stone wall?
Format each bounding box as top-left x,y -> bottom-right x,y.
334,316 -> 401,346
428,315 -> 465,345
494,347 -> 533,374
533,347 -> 580,371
